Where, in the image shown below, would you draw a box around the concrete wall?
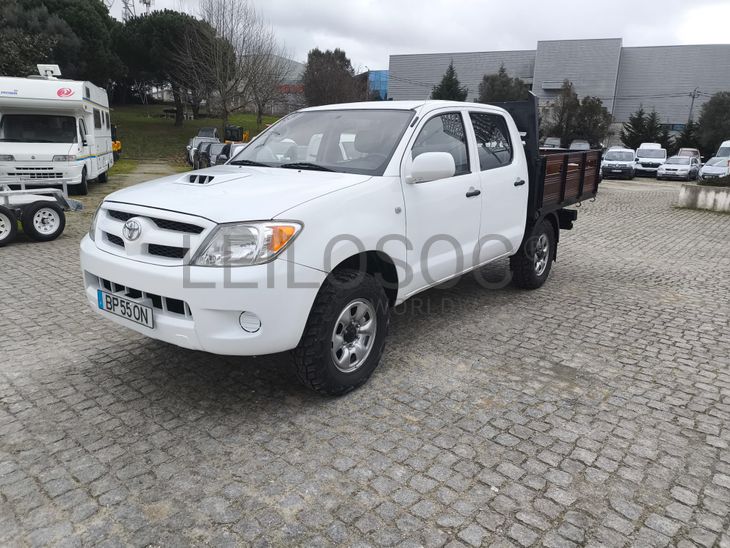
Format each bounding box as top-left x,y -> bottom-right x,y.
532,39 -> 622,113
678,184 -> 730,213
388,50 -> 535,101
614,45 -> 730,125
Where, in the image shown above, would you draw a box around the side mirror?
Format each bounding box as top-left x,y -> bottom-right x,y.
406,152 -> 456,184
82,138 -> 88,147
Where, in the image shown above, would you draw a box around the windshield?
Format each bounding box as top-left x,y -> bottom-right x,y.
0,114 -> 77,143
604,151 -> 634,161
230,109 -> 415,175
637,149 -> 666,159
706,157 -> 728,167
570,141 -> 590,150
717,146 -> 730,157
666,157 -> 690,165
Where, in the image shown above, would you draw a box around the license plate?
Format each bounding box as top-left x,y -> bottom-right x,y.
97,290 -> 154,329
611,169 -> 623,173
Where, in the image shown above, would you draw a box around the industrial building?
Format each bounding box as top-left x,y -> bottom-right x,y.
388,38 -> 730,135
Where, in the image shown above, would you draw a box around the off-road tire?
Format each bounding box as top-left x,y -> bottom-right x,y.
21,201 -> 66,242
0,206 -> 18,247
71,167 -> 88,195
292,269 -> 390,396
510,219 -> 556,290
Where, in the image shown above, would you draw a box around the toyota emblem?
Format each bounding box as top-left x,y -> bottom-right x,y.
122,220 -> 141,241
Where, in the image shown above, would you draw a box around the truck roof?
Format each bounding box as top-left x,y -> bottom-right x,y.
301,100 -> 510,114
0,76 -> 108,111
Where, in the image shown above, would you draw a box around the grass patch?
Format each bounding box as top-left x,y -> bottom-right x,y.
111,104 -> 278,164
108,158 -> 139,176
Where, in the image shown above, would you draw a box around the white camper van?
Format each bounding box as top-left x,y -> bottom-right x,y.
0,65 -> 114,195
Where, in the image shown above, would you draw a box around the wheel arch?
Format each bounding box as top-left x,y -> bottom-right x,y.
331,250 -> 399,306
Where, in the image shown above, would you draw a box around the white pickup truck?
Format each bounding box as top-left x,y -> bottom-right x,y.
80,95 -> 601,395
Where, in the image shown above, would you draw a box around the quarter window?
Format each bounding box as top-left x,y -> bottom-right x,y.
93,109 -> 102,129
412,113 -> 470,176
469,112 -> 513,171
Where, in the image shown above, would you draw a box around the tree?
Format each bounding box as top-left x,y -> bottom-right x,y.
477,65 -> 529,103
431,61 -> 468,101
574,96 -> 613,148
674,120 -> 701,153
620,107 -> 673,151
179,0 -> 283,131
302,48 -> 359,106
249,54 -> 294,127
117,10 -> 213,126
697,92 -> 730,154
0,1 -> 79,78
545,80 -> 580,147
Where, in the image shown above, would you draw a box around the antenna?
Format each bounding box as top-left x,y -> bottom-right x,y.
121,0 -> 136,20
140,0 -> 152,14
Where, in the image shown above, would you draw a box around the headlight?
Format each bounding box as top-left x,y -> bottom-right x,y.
0,154 -> 14,161
192,221 -> 302,266
52,155 -> 76,162
88,206 -> 101,241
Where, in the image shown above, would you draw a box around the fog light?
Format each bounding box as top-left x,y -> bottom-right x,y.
239,311 -> 261,333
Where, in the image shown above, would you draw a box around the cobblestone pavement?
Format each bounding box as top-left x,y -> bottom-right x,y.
1,174 -> 729,547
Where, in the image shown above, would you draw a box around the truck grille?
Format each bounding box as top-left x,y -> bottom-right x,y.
95,204 -> 213,266
8,167 -> 64,179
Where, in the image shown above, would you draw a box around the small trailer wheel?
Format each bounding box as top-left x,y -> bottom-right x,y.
0,205 -> 18,247
21,201 -> 66,242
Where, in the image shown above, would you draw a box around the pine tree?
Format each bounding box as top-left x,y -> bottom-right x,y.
546,80 -> 580,147
431,61 -> 468,101
620,107 -> 647,150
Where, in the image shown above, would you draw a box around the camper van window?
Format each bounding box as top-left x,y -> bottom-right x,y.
0,114 -> 77,144
85,87 -> 90,99
93,109 -> 102,129
79,119 -> 87,142
104,112 -> 109,128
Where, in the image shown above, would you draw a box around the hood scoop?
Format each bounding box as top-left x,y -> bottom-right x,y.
176,171 -> 251,186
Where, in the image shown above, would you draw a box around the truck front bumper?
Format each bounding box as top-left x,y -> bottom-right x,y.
80,236 -> 326,356
0,162 -> 83,189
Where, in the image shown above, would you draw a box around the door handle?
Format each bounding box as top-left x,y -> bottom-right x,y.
514,179 -> 526,187
465,188 -> 481,198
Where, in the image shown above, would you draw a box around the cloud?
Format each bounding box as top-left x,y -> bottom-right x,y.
110,0 -> 730,69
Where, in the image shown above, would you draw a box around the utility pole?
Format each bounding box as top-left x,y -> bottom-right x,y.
688,87 -> 699,124
121,0 -> 135,21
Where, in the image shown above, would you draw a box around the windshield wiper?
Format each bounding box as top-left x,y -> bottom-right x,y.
280,162 -> 334,172
229,159 -> 271,167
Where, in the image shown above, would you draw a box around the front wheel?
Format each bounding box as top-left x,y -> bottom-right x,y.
292,269 -> 390,396
510,219 -> 555,290
70,168 -> 88,195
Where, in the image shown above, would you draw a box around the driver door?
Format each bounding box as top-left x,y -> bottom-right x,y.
77,118 -> 91,175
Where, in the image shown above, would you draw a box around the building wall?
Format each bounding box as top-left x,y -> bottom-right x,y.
614,45 -> 730,125
532,39 -> 622,113
388,50 -> 535,102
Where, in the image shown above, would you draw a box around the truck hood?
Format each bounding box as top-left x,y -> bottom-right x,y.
104,165 -> 372,223
0,142 -> 76,162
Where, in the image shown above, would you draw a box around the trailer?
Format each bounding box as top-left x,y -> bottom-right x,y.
0,185 -> 81,246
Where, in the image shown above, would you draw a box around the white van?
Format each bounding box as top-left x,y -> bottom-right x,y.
716,140 -> 730,158
601,147 -> 636,179
635,143 -> 667,176
0,65 -> 114,195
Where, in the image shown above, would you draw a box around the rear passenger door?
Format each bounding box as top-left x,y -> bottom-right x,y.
467,110 -> 529,263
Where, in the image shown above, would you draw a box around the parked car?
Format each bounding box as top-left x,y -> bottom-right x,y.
677,147 -> 701,161
657,155 -> 700,180
197,127 -> 219,139
699,156 -> 730,181
716,140 -> 730,158
569,140 -> 590,151
601,147 -> 635,179
193,141 -> 215,169
201,143 -> 231,168
543,137 -> 561,149
228,143 -> 248,161
186,136 -> 218,165
635,144 -> 667,176
81,96 -> 601,395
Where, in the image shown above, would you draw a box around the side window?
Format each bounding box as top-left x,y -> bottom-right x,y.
469,112 -> 513,171
105,112 -> 110,129
78,118 -> 87,142
93,109 -> 102,129
412,112 -> 469,176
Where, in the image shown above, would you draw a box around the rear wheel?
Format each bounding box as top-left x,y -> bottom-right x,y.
292,269 -> 390,396
21,202 -> 66,242
510,219 -> 555,289
98,170 -> 108,183
0,206 -> 18,247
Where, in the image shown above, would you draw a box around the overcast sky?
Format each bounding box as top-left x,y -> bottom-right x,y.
109,0 -> 730,70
